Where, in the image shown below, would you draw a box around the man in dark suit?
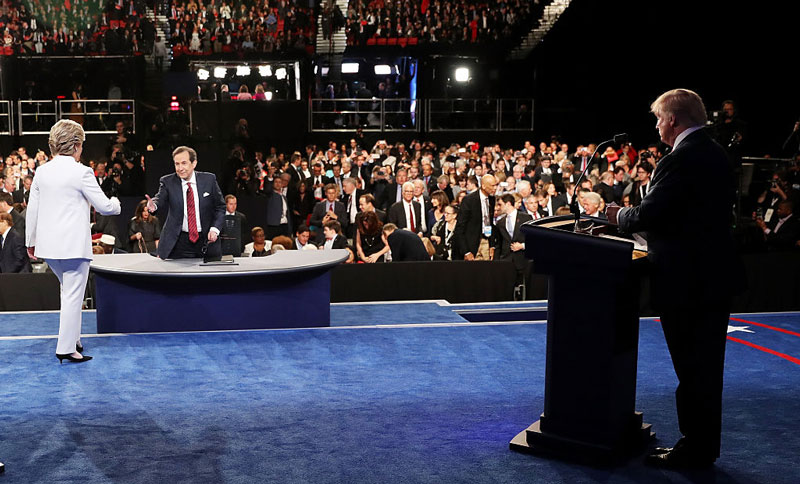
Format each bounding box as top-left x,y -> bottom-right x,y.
340,178 -> 363,239
310,183 -> 348,244
756,200 -> 800,250
388,181 -> 423,235
220,194 -> 248,257
453,174 -> 497,260
321,220 -> 348,250
609,89 -> 743,469
287,152 -> 306,186
493,193 -> 532,285
629,160 -> 654,207
380,168 -> 408,211
0,212 -> 32,273
0,192 -> 24,239
412,179 -> 434,235
13,175 -> 33,205
382,223 -> 429,261
146,146 -> 226,259
264,177 -> 292,239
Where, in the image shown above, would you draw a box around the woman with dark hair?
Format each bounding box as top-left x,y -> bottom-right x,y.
290,179 -> 316,228
128,199 -> 161,253
426,189 -> 450,231
355,210 -> 388,263
430,204 -> 458,260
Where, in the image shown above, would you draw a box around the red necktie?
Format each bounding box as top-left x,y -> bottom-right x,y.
408,203 -> 415,232
186,182 -> 199,243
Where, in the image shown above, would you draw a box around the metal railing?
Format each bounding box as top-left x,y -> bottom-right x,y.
426,98 -> 534,132
15,99 -> 135,135
0,101 -> 12,135
58,99 -> 135,135
309,98 -> 420,132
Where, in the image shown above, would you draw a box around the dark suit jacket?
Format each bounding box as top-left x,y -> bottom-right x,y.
380,182 -> 403,210
340,189 -> 364,238
629,181 -> 651,207
595,183 -> 618,204
323,234 -> 348,250
310,199 -> 347,243
388,200 -> 423,234
493,210 -> 533,272
9,208 -> 25,239
387,229 -> 429,261
766,215 -> 800,250
617,129 -> 742,309
151,171 -> 226,259
0,229 -> 32,273
12,188 -> 29,205
453,190 -> 494,259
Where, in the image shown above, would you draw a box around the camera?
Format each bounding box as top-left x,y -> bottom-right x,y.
110,169 -> 121,177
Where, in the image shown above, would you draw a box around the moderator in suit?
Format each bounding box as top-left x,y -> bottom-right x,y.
148,147 -> 226,259
384,226 -> 429,261
0,217 -> 32,273
614,90 -> 743,466
26,120 -> 121,361
453,176 -> 496,260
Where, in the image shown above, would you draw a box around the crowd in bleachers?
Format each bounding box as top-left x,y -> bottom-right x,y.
166,0 -> 316,57
1,0 -> 155,55
3,130 -> 799,273
345,0 -> 540,47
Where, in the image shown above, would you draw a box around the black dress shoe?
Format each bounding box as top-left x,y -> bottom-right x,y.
644,448 -> 715,469
56,353 -> 93,364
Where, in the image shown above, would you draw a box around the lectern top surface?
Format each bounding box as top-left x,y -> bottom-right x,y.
90,250 -> 349,277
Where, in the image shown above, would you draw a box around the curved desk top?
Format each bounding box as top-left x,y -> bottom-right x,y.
90,250 -> 350,278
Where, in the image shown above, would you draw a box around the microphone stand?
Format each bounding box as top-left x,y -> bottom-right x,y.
571,134 -> 628,231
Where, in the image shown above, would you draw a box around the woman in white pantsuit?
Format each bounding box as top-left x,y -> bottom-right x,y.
26,120 -> 121,363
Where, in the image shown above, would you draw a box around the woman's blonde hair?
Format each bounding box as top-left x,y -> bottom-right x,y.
48,119 -> 85,157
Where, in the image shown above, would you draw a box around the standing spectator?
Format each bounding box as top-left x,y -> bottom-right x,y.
0,212 -> 32,273
453,174 -> 496,260
430,204 -> 458,260
128,200 -> 161,253
493,193 -> 532,285
220,195 -> 248,257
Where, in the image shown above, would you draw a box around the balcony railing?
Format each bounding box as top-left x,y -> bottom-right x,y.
15,99 -> 135,135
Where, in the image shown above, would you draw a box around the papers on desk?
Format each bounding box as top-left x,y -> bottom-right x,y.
598,233 -> 648,252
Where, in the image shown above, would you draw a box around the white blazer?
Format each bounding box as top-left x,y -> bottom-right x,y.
26,155 -> 121,259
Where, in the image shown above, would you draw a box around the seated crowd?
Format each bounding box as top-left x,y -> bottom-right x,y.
345,0 -> 538,47
1,0 -> 154,55
2,134 -> 799,274
166,0 -> 316,56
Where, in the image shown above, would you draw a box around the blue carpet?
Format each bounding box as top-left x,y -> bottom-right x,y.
0,308 -> 798,483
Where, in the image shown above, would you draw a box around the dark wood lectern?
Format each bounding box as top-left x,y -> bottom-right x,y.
510,215 -> 654,464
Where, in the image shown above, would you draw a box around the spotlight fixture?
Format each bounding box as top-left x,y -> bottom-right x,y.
236,66 -> 251,76
373,64 -> 392,75
213,67 -> 227,79
454,67 -> 470,83
321,67 -> 330,76
265,91 -> 273,101
259,65 -> 272,77
275,67 -> 287,80
197,68 -> 210,81
341,62 -> 359,74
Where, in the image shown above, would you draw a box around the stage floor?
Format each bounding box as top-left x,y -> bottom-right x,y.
1,301 -> 798,483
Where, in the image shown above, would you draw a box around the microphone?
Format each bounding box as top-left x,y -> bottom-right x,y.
571,133 -> 628,226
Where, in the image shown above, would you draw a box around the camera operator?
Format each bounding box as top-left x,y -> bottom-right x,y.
710,100 -> 747,169
234,166 -> 258,197
101,166 -> 125,198
755,172 -> 796,220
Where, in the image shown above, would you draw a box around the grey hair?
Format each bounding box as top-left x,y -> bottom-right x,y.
48,120 -> 85,157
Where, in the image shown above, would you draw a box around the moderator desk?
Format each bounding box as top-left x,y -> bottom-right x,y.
90,251 -> 349,333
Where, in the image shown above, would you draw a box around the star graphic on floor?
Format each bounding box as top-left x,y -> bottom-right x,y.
727,325 -> 755,334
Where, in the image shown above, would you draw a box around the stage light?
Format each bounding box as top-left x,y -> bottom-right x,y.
275,67 -> 287,80
197,68 -> 210,80
374,64 -> 391,75
454,67 -> 470,83
313,65 -> 318,75
341,62 -> 359,74
321,67 -> 329,76
213,67 -> 227,79
265,91 -> 273,101
236,65 -> 251,76
259,65 -> 272,77
169,96 -> 180,112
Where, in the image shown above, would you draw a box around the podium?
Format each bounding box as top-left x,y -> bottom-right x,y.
510,215 -> 654,464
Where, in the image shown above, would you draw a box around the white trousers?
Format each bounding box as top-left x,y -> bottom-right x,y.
47,258 -> 90,355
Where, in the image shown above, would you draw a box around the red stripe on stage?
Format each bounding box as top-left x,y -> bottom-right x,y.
726,336 -> 800,366
729,317 -> 800,339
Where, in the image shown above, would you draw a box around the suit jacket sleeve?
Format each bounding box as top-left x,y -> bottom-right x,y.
617,154 -> 684,234
151,175 -> 171,214
209,174 -> 226,231
11,233 -> 31,272
453,196 -> 474,257
82,167 -> 121,216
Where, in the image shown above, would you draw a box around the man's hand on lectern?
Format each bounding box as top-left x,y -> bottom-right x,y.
606,202 -> 621,225
145,194 -> 156,213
